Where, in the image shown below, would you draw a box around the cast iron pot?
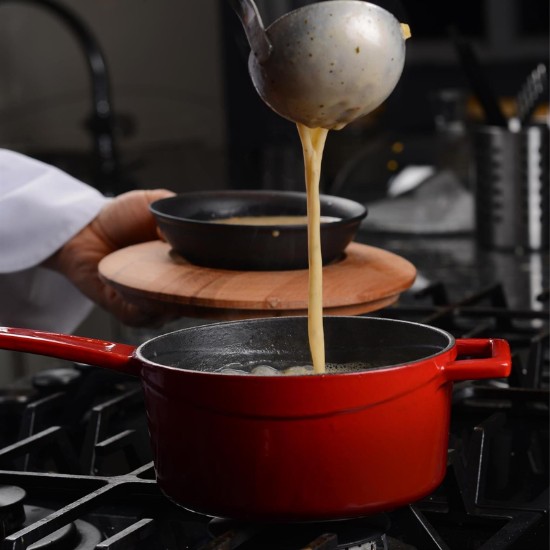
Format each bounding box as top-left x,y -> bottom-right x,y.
149,190 -> 367,270
0,316 -> 511,521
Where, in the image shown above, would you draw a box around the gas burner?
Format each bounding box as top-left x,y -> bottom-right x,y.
0,485 -> 26,538
0,484 -> 101,549
21,505 -> 101,550
207,515 -> 391,549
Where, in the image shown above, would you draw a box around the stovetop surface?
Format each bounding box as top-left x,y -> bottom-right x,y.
0,231 -> 548,550
358,230 -> 548,311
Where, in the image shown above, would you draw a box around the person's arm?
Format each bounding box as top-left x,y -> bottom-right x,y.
43,188 -> 176,327
0,149 -> 175,331
0,148 -> 109,272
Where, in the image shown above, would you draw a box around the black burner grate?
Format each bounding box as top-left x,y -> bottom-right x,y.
374,282 -> 549,390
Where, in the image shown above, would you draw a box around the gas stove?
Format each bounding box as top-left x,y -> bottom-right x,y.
0,233 -> 548,550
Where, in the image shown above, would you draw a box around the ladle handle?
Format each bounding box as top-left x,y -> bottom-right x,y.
227,0 -> 272,63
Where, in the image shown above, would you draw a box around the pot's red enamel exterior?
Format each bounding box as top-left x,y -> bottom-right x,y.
0,320 -> 511,521
138,337 -> 509,520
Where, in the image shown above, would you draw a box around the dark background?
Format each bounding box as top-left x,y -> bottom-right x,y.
221,0 -> 549,201
0,0 -> 548,202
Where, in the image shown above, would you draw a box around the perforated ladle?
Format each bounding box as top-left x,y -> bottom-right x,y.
229,0 -> 410,129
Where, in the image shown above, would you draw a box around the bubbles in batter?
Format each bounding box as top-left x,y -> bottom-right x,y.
216,362 -> 370,376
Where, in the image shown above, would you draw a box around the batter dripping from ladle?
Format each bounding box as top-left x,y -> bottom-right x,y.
296,124 -> 329,373
229,0 -> 410,374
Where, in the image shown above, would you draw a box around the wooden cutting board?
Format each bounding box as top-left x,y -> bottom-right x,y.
98,240 -> 416,320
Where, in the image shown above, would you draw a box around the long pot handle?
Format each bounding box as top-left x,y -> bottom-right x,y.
0,327 -> 139,376
441,338 -> 511,381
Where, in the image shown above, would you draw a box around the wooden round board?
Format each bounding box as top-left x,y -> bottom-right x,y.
98,241 -> 416,320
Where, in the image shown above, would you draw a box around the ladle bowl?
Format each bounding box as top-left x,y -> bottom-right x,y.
231,0 -> 408,129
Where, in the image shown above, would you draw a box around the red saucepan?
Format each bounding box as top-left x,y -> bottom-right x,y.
0,316 -> 511,521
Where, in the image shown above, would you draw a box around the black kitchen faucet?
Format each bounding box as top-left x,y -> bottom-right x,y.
0,0 -> 124,195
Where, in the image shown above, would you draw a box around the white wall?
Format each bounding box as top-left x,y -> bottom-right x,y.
0,0 -> 226,153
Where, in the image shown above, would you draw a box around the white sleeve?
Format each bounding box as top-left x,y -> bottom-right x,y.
0,149 -> 111,332
0,148 -> 109,272
0,268 -> 98,333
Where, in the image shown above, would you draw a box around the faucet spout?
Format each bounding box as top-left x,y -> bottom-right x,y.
1,0 -> 121,194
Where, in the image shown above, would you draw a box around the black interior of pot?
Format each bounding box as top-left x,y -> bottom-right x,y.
150,191 -> 367,270
153,190 -> 366,221
139,316 -> 453,373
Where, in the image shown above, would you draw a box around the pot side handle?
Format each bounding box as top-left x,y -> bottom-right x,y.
0,327 -> 139,376
441,338 -> 511,381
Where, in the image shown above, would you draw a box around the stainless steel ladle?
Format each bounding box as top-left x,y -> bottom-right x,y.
229,0 -> 410,129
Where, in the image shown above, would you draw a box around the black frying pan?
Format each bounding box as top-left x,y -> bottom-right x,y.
149,190 -> 367,270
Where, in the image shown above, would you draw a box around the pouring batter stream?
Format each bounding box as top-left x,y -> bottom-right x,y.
296,124 -> 329,374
